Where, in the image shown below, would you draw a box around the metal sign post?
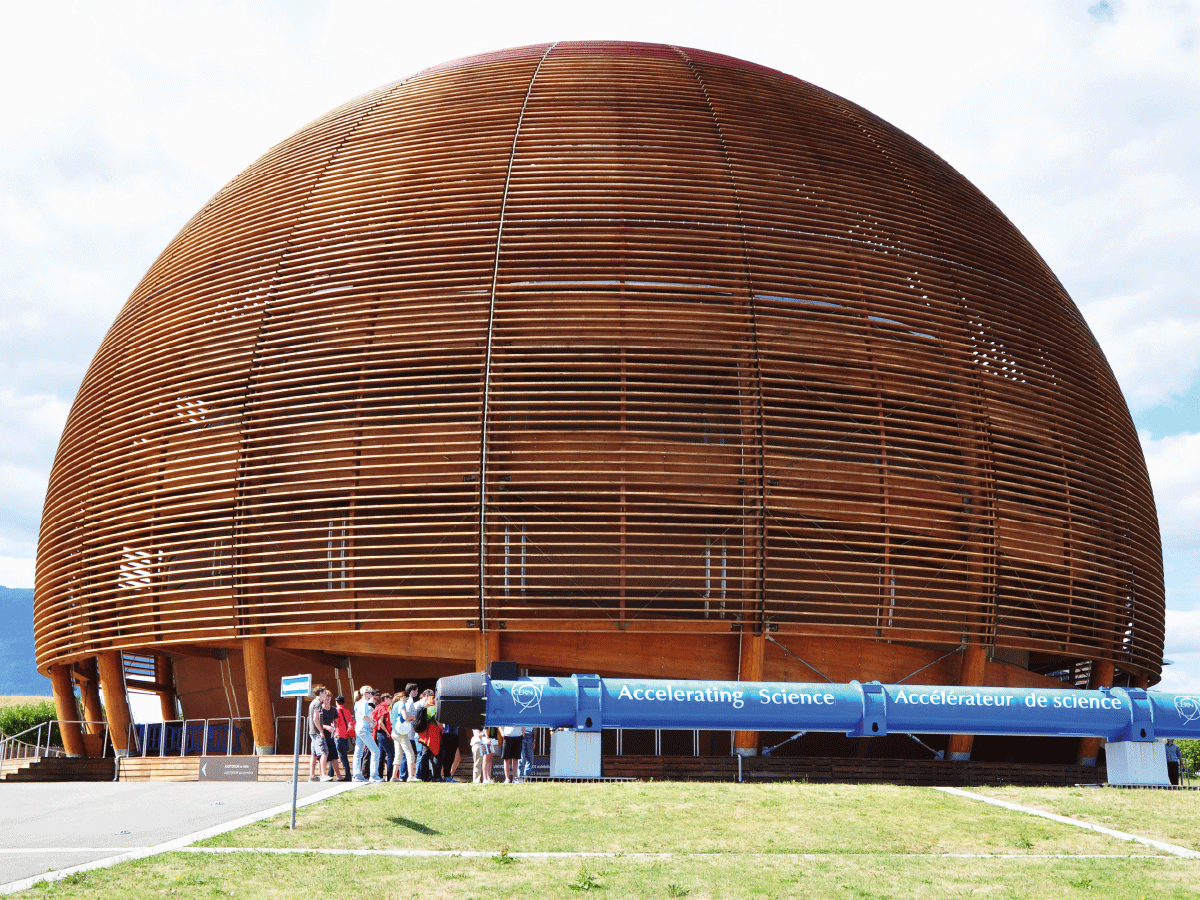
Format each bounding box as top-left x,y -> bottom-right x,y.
280,674 -> 312,830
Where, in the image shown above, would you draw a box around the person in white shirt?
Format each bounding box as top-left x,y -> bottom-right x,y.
352,685 -> 382,782
392,682 -> 420,782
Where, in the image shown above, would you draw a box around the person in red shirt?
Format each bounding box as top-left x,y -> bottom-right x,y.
371,692 -> 395,781
333,695 -> 355,782
414,689 -> 443,781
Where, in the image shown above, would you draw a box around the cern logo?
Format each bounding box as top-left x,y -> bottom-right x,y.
1174,696 -> 1200,724
511,682 -> 543,715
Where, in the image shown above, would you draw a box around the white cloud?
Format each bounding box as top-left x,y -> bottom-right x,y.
0,557 -> 34,590
0,460 -> 48,552
1141,431 -> 1200,553
0,393 -> 63,555
1164,607 -> 1200,655
0,392 -> 68,505
1091,297 -> 1200,410
1157,608 -> 1200,694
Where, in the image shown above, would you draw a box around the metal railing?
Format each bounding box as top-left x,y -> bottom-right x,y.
1,720 -> 112,762
0,722 -> 65,763
275,715 -> 313,756
610,729 -> 736,757
127,718 -> 251,757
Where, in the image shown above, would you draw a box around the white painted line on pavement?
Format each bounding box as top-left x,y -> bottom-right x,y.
0,849 -> 155,854
932,786 -> 1200,859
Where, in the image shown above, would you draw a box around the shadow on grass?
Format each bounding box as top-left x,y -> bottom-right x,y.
389,816 -> 440,835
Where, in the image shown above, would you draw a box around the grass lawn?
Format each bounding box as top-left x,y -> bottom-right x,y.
971,784 -> 1200,852
14,782 -> 1200,899
20,851 -> 1197,899
198,782 -> 1161,856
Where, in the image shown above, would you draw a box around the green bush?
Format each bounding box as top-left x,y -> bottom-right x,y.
0,699 -> 62,747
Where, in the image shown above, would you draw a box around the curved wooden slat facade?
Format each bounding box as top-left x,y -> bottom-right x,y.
35,43 -> 1163,751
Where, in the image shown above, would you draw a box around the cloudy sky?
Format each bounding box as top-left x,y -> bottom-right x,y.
2,0 -> 1198,692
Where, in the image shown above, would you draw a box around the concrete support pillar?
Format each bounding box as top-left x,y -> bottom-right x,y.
475,630 -> 500,672
1074,660 -> 1115,766
96,650 -> 133,756
242,637 -> 276,755
946,643 -> 988,761
734,631 -> 766,755
49,664 -> 86,758
78,657 -> 105,734
156,655 -> 179,722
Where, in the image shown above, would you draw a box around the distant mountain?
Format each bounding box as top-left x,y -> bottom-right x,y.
0,586 -> 52,696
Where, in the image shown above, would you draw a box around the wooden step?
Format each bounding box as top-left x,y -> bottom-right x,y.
2,757 -> 115,782
0,758 -> 36,781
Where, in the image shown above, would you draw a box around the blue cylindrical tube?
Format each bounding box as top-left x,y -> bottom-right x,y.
435,672 -> 1200,742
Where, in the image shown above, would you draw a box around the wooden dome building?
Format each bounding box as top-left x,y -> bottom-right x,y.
35,42 -> 1163,763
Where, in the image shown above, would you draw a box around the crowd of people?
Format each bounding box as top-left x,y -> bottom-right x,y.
305,684 -> 535,783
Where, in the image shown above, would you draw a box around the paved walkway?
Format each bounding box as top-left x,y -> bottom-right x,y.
0,780 -> 356,893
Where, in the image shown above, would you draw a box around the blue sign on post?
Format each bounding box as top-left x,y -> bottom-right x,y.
281,674 -> 313,698
281,674 -> 312,828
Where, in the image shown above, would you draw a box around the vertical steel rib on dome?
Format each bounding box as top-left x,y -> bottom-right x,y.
671,44 -> 770,625
34,42 -> 1164,690
479,41 -> 559,633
